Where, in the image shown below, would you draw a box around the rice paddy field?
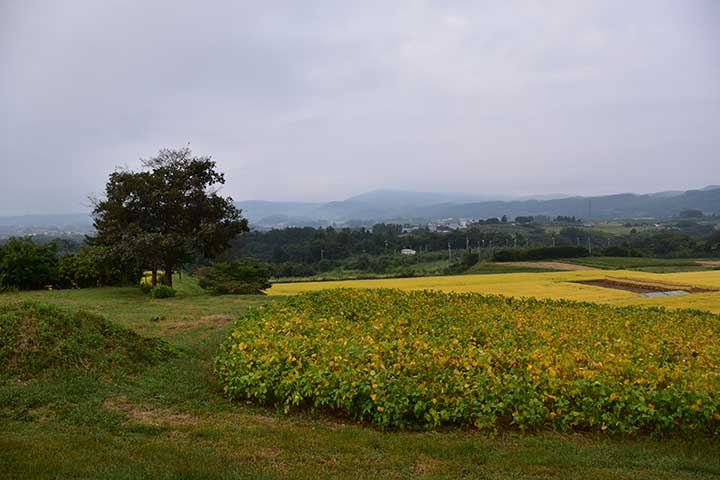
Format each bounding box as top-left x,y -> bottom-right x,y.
268,269 -> 720,313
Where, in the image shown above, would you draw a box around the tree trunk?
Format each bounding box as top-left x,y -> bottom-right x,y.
163,267 -> 173,287
151,268 -> 158,288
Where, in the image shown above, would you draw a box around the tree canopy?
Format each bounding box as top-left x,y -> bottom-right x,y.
92,148 -> 247,286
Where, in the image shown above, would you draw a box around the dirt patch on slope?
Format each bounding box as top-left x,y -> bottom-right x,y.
104,396 -> 198,427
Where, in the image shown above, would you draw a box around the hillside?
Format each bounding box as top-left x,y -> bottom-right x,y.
238,186 -> 720,226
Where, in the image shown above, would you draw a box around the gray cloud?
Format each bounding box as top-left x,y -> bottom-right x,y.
1,0 -> 719,215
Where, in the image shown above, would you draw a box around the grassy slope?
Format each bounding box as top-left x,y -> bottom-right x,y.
1,277 -> 719,479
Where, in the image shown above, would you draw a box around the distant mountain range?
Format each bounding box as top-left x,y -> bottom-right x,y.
1,186 -> 718,235
237,186 -> 720,226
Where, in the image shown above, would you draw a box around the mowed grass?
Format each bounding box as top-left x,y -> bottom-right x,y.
1,276 -> 719,479
268,269 -> 720,313
566,256 -> 712,272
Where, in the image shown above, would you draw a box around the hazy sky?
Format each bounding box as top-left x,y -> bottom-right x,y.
1,0 -> 719,215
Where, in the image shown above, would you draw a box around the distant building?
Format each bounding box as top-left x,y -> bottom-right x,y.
400,248 -> 416,255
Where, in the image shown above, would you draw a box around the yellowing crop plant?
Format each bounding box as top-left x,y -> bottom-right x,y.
216,289 -> 720,435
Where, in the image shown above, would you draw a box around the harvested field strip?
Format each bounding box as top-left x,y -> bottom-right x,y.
574,277 -> 718,294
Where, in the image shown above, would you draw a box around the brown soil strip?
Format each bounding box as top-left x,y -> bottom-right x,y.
697,260 -> 720,266
498,261 -> 594,271
574,278 -> 717,294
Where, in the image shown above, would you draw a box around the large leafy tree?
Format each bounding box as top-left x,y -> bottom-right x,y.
92,148 -> 248,287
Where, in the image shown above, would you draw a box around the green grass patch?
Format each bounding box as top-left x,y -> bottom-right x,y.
465,261 -> 554,274
568,257 -> 702,270
0,301 -> 176,381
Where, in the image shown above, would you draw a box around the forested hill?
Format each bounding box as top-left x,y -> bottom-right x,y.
236,186 -> 720,225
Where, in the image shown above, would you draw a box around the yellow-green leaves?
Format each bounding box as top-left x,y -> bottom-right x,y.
215,289 -> 720,435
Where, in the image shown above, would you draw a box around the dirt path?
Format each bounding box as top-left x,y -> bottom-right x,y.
497,261 -> 594,271
697,260 -> 720,266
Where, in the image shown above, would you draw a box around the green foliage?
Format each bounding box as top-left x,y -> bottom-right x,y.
58,245 -> 140,288
600,245 -> 641,257
139,281 -> 153,294
197,260 -> 271,294
150,284 -> 176,298
0,237 -> 59,290
493,246 -> 589,262
92,147 -> 248,287
704,230 -> 720,256
216,289 -> 720,435
446,252 -> 480,274
0,301 -> 175,380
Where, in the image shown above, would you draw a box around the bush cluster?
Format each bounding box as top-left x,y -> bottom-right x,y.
216,289 -> 720,435
197,260 -> 271,294
150,284 -> 176,298
0,237 -> 140,291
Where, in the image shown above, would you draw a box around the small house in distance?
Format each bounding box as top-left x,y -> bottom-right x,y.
400,248 -> 416,256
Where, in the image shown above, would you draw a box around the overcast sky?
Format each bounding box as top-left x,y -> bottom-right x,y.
1,0 -> 719,215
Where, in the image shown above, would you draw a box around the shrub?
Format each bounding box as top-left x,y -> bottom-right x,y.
58,245 -> 140,288
197,260 -> 271,294
216,289 -> 720,435
0,237 -> 59,290
446,252 -> 480,274
150,284 -> 176,298
139,280 -> 153,294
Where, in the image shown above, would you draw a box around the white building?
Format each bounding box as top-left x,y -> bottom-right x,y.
400,248 -> 416,255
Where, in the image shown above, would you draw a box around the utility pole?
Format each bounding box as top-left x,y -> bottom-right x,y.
448,241 -> 452,263
466,236 -> 470,251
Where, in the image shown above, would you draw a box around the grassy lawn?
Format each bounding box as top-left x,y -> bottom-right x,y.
564,257 -> 717,272
2,277 -> 720,479
464,261 -> 555,274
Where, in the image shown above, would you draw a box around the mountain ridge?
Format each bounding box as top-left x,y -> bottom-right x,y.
1,186 -> 718,233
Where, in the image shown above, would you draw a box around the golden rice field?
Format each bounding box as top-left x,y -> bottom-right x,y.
268,269 -> 720,313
